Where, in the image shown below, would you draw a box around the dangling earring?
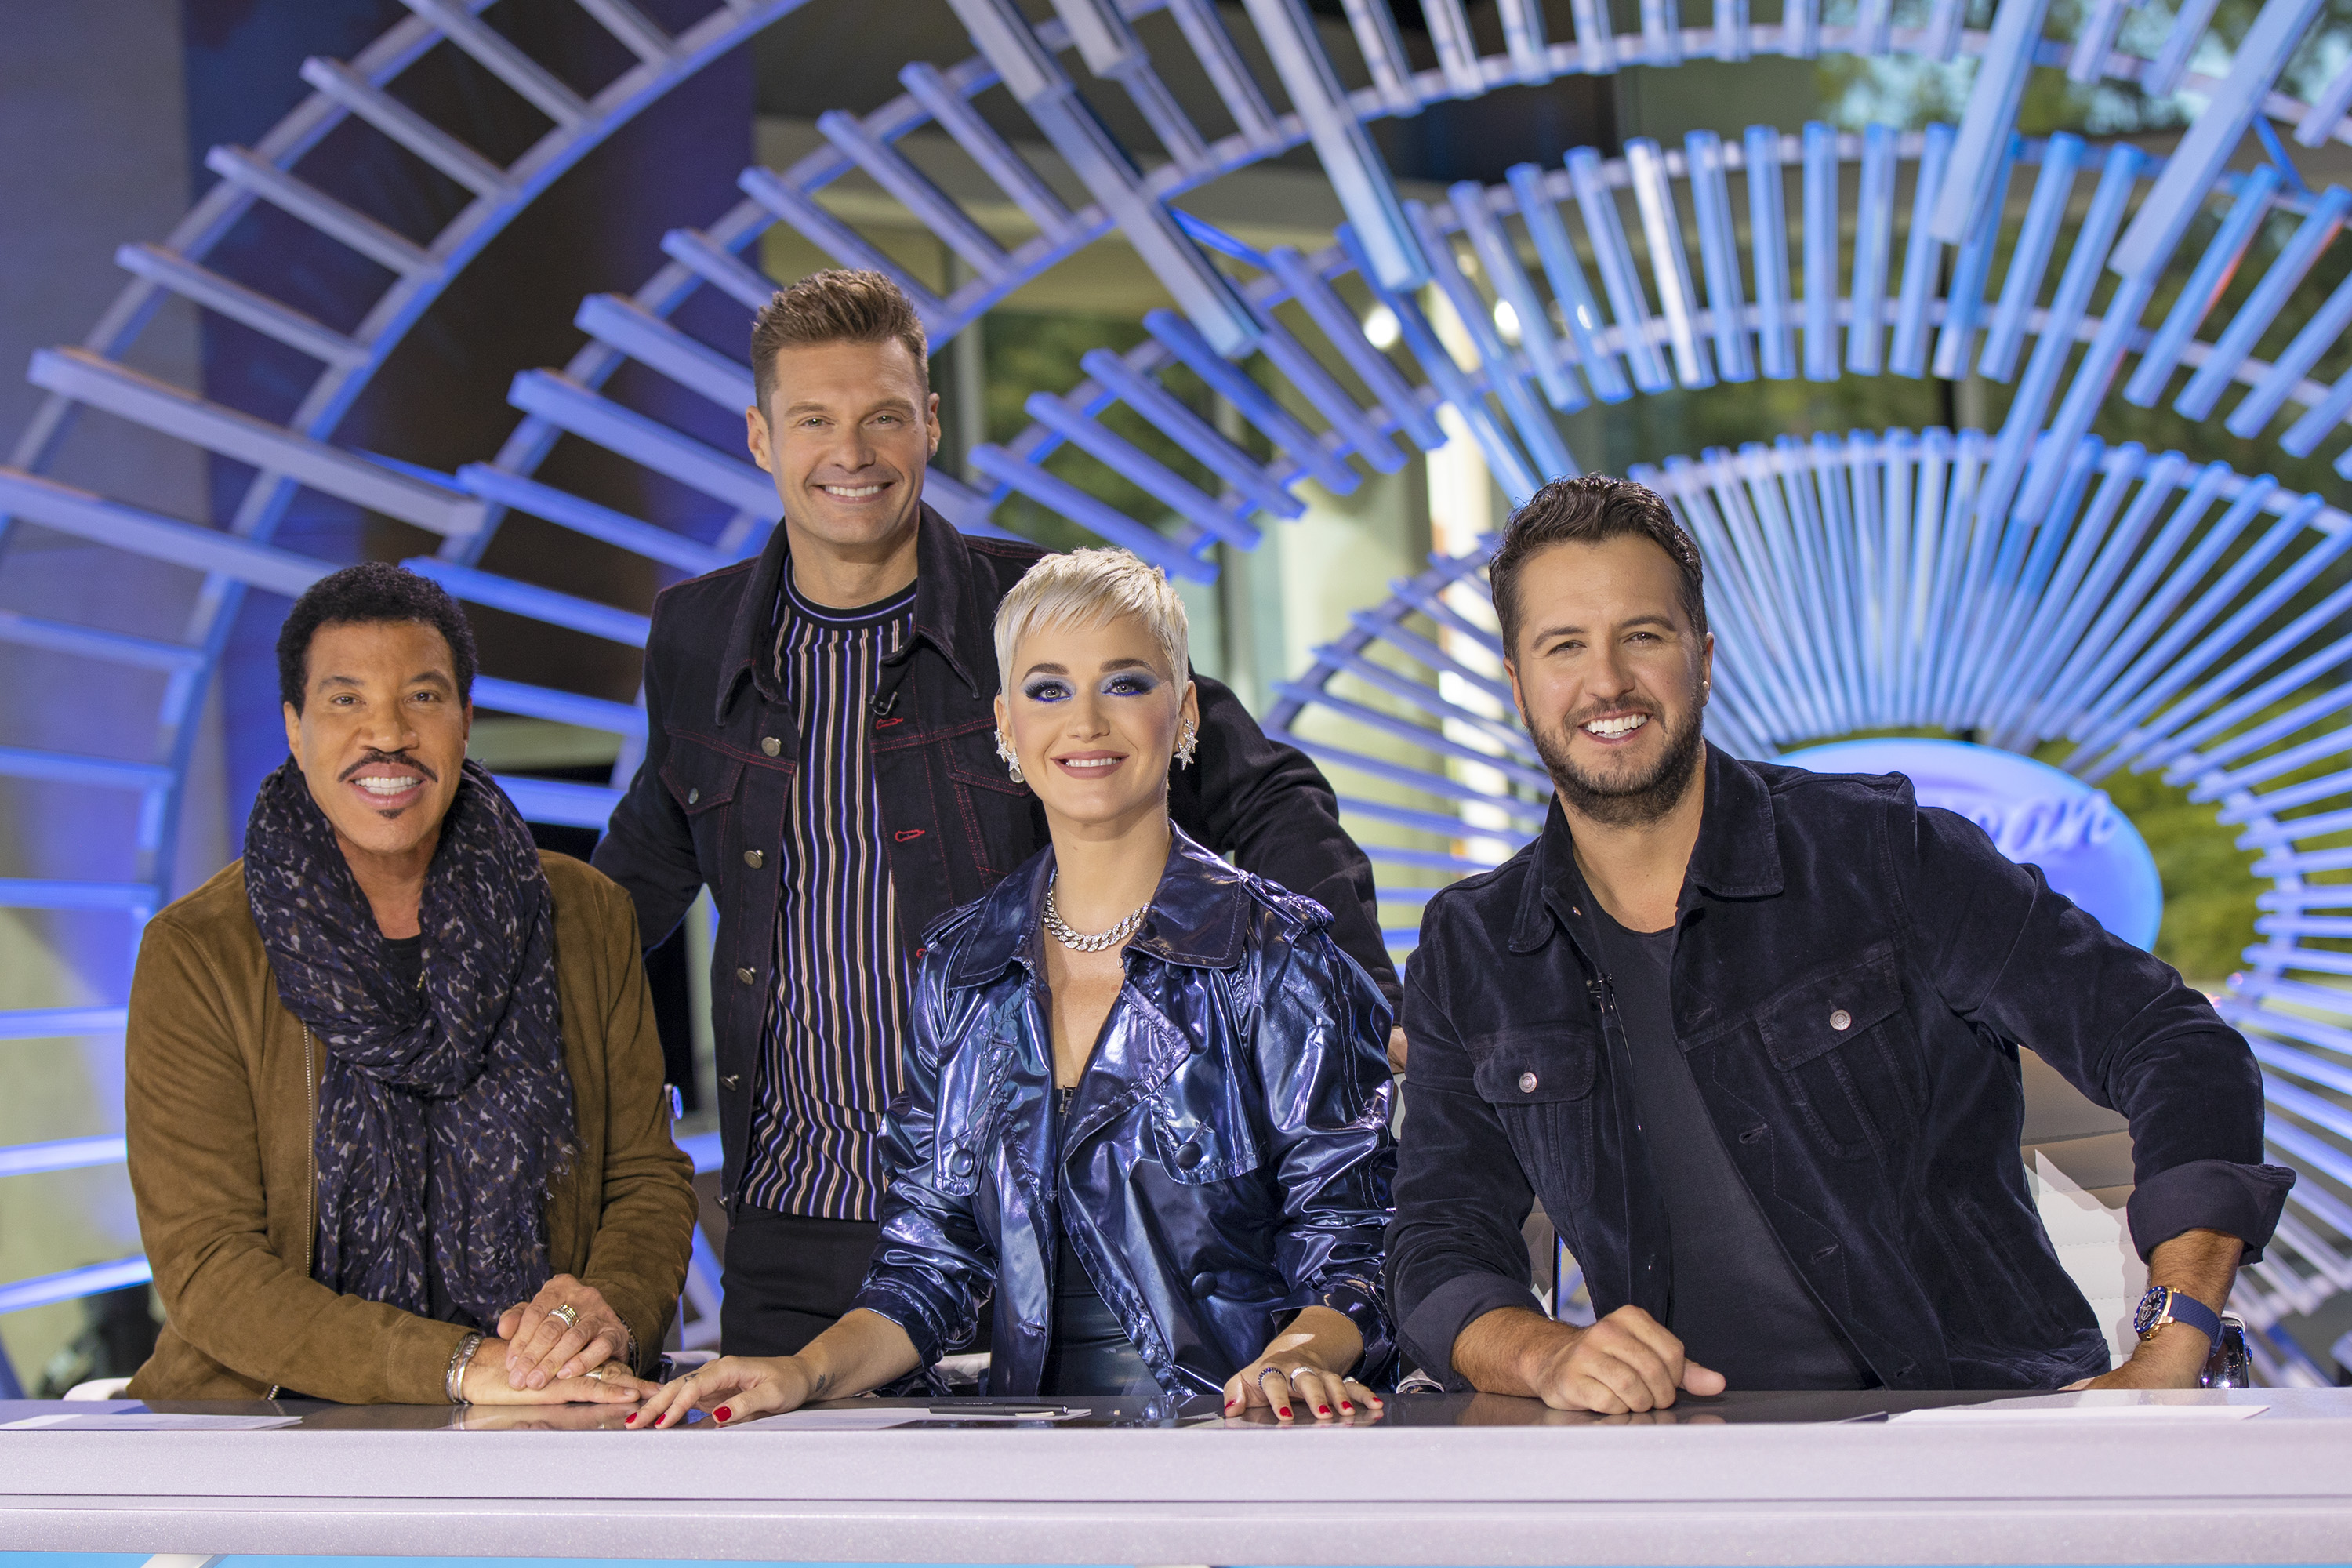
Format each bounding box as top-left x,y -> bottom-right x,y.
1174,717 -> 1198,770
995,730 -> 1025,785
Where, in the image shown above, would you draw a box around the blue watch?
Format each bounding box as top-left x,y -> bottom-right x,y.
2132,1286 -> 2223,1349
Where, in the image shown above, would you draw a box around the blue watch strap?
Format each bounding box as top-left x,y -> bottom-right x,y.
2154,1288 -> 2223,1347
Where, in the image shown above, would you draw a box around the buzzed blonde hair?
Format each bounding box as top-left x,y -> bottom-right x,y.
994,547 -> 1190,693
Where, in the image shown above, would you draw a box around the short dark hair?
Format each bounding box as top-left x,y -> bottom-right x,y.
277,561 -> 478,713
1487,474 -> 1707,657
751,268 -> 930,415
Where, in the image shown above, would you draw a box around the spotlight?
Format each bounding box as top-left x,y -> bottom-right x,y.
1362,305 -> 1401,349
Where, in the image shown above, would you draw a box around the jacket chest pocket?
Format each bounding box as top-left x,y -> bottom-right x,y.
942,726 -> 1044,880
1469,1025 -> 1599,1210
660,745 -> 744,873
1752,944 -> 1921,1162
1147,1076 -> 1263,1185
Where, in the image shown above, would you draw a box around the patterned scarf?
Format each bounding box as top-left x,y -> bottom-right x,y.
244,756 -> 574,1330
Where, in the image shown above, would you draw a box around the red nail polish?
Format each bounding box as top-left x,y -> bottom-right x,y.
714,1406 -> 731,1422
624,1413 -> 637,1425
1318,1404 -> 1331,1415
1339,1403 -> 1353,1413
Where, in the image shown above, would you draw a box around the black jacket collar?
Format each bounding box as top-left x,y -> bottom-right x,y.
713,502 -> 989,724
1508,742 -> 1784,953
949,823 -> 1250,989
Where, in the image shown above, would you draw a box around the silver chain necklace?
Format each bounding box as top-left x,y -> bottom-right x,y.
1043,873 -> 1151,953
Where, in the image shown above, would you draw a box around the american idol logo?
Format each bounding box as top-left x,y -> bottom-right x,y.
1777,738 -> 2164,951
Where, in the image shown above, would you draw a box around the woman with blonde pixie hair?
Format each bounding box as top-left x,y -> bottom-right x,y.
636,547 -> 1398,1423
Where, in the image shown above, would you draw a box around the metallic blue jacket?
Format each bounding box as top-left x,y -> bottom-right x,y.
853,827 -> 1398,1398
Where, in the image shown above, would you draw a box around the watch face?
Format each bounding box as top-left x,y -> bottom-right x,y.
2132,1287 -> 2169,1337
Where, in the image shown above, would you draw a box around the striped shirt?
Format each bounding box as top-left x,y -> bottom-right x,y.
739,571 -> 916,1220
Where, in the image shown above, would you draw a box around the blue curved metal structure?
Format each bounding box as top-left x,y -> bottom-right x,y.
7,0 -> 2352,1381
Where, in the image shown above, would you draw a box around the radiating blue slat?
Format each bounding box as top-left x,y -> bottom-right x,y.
737,166 -> 953,336
967,443 -> 1210,579
0,464 -> 328,598
2111,0 -> 2330,280
1931,133 -> 2020,381
1744,125 -> 1796,380
0,1255 -> 151,1316
1078,348 -> 1305,518
456,463 -> 732,575
0,747 -> 172,793
0,610 -> 201,673
1567,148 -> 1673,393
1624,140 -> 1714,388
1932,0 -> 2045,245
1403,201 -> 1579,480
400,557 -> 652,647
2232,267 -> 2352,437
575,292 -> 754,411
1889,122 -> 1956,378
1142,308 -> 1357,494
898,61 -> 1077,241
471,676 -> 645,737
1263,245 -> 1448,448
815,109 -> 1009,280
1978,133 -> 2084,383
1450,182 -> 1587,410
0,880 -> 158,913
1022,391 -> 1262,548
1714,0 -> 1750,59
1248,310 -> 1407,472
2176,187 -> 2352,419
2281,361 -> 2352,457
1569,0 -> 1618,71
1685,131 -> 1755,382
1801,122 -> 1839,381
495,775 -> 624,830
2121,165 -> 2285,405
1846,124 -> 1897,375
1237,0 -> 1427,290
507,369 -> 777,515
0,1134 -> 127,1178
1780,0 -> 1819,55
0,1007 -> 132,1041
1641,0 -> 1682,64
1980,143 -> 2143,523
1504,163 -> 1632,401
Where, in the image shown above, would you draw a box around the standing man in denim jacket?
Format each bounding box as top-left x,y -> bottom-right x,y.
1388,474 -> 2295,1410
593,270 -> 1396,1356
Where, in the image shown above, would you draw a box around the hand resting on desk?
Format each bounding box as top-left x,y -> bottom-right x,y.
461,1335 -> 652,1405
1454,1304 -> 1725,1415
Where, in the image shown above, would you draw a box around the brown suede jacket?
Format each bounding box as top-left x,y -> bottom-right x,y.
123,851 -> 696,1403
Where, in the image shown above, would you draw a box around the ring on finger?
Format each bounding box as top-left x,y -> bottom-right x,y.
549,1303 -> 581,1330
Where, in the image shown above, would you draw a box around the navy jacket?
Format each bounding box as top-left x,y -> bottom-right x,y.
853,828 -> 1399,1397
1389,745 -> 2293,1392
590,505 -> 1395,1207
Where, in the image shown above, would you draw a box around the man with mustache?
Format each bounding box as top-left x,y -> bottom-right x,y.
1386,474 -> 2293,1410
591,270 -> 1396,1357
123,562 -> 694,1403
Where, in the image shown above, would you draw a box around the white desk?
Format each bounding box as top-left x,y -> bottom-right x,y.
2,1389 -> 2347,1566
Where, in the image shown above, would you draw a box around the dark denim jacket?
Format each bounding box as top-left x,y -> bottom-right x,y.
852,828 -> 1399,1397
590,506 -> 1395,1206
1389,746 -> 2294,1392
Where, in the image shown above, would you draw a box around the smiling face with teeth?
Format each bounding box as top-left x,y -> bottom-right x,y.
1505,533 -> 1713,829
996,610 -> 1198,844
747,338 -> 940,602
281,619 -> 472,931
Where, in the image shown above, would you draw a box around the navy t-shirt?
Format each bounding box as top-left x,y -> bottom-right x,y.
1588,902 -> 1875,1391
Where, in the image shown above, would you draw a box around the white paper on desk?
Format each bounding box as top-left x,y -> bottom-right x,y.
0,1413 -> 302,1431
747,1407 -> 1084,1430
1889,1394 -> 2266,1424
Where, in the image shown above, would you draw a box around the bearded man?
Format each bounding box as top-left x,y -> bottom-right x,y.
1385,474 -> 2293,1410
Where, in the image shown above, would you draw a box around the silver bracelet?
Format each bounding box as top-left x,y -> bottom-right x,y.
445,1330 -> 484,1404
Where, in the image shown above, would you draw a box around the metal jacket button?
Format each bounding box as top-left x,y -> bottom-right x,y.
744,849 -> 764,869
735,967 -> 756,985
720,1075 -> 741,1091
1829,1008 -> 1853,1032
949,1149 -> 976,1177
1518,1071 -> 1538,1094
761,736 -> 782,757
686,787 -> 699,805
1174,1140 -> 1203,1171
1189,1271 -> 1216,1297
